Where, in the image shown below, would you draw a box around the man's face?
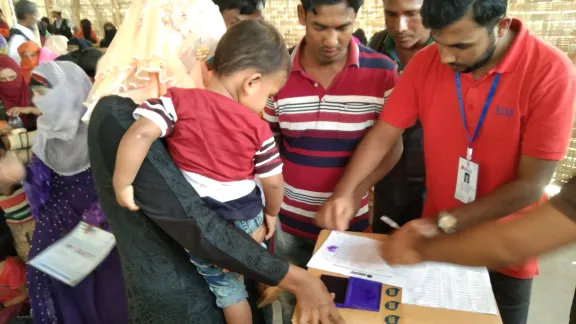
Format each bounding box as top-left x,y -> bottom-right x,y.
51,11 -> 61,20
432,13 -> 503,73
24,11 -> 39,28
383,0 -> 429,49
221,8 -> 263,30
298,3 -> 356,65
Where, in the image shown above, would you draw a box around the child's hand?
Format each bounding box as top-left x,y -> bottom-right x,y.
114,184 -> 140,211
264,214 -> 276,240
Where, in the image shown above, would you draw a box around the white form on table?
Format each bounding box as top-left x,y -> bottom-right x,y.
307,231 -> 498,315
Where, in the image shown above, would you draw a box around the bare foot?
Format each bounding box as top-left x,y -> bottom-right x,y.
257,283 -> 283,309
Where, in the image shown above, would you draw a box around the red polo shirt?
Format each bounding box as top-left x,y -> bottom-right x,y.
381,19 -> 576,279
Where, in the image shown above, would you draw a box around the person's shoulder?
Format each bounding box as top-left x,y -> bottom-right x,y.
357,44 -> 396,71
524,33 -> 575,78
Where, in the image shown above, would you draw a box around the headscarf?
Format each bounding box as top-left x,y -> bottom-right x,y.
45,35 -> 68,55
68,37 -> 92,50
18,41 -> 41,83
100,22 -> 117,48
31,61 -> 92,175
39,47 -> 59,63
0,36 -> 7,55
83,0 -> 226,123
0,56 -> 31,110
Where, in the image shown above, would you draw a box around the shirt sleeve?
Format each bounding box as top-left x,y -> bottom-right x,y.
521,69 -> 576,160
262,97 -> 281,137
254,134 -> 283,178
550,177 -> 576,223
133,94 -> 178,137
379,53 -> 422,129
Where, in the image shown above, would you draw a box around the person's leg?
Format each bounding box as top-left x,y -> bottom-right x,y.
189,254 -> 251,324
489,271 -> 533,324
274,221 -> 316,323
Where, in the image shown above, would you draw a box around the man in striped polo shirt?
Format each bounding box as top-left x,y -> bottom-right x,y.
263,0 -> 401,268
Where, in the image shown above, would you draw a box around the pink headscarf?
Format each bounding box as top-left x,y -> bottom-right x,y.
39,47 -> 59,64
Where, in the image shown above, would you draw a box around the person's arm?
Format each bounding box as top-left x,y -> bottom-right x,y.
448,66 -> 576,229
113,97 -> 175,210
447,157 -> 557,229
262,97 -> 282,150
415,177 -> 576,267
254,133 -> 284,216
113,117 -> 161,192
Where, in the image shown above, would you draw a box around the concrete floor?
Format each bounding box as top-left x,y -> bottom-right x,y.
528,243 -> 576,324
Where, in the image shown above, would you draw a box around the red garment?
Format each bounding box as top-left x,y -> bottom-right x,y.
380,19 -> 576,279
0,257 -> 26,303
135,88 -> 282,182
0,56 -> 35,129
0,56 -> 31,110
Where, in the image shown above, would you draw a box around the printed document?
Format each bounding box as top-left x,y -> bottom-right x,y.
307,232 -> 498,315
28,222 -> 116,287
401,263 -> 498,315
307,231 -> 427,288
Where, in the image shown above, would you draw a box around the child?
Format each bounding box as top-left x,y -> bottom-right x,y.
113,20 -> 289,324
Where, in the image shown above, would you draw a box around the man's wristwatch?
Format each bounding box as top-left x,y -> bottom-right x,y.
437,211 -> 458,234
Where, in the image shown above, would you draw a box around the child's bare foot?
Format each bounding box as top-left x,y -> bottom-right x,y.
256,283 -> 283,308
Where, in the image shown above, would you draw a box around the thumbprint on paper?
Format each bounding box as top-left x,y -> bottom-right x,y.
327,245 -> 338,252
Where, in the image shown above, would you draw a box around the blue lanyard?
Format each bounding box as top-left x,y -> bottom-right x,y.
455,72 -> 501,160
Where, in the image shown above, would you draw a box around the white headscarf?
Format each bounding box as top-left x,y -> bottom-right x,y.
31,61 -> 92,175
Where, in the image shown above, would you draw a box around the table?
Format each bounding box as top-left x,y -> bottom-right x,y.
293,230 -> 503,324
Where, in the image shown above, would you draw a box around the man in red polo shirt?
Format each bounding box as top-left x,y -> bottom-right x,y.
316,0 -> 576,323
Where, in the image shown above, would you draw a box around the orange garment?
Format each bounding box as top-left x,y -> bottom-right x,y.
0,28 -> 8,39
17,41 -> 40,83
73,29 -> 99,44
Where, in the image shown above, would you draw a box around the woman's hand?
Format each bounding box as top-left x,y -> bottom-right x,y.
279,266 -> 345,324
7,107 -> 41,116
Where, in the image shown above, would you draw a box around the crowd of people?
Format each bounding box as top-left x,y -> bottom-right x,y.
0,0 -> 574,323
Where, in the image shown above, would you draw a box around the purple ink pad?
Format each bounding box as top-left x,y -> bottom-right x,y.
327,245 -> 338,252
344,277 -> 382,312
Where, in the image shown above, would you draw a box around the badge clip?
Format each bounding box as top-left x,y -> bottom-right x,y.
466,147 -> 473,160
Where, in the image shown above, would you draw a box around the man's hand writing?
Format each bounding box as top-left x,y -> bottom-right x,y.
381,218 -> 438,265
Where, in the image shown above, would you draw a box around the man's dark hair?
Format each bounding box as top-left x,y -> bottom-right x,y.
55,53 -> 78,64
301,0 -> 363,14
421,0 -> 507,30
212,0 -> 265,15
213,20 -> 290,77
14,0 -> 37,21
77,48 -> 103,78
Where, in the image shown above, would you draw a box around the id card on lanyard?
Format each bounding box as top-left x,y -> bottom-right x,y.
454,72 -> 501,203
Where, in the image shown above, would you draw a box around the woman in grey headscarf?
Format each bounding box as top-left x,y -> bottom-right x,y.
13,61 -> 129,323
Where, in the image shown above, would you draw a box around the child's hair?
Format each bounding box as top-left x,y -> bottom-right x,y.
212,20 -> 291,77
77,48 -> 103,78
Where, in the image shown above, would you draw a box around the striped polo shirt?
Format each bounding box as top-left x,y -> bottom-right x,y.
264,40 -> 397,239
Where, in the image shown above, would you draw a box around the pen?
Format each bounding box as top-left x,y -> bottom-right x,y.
380,215 -> 400,229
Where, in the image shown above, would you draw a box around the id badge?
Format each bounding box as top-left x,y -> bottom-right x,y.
454,157 -> 479,203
